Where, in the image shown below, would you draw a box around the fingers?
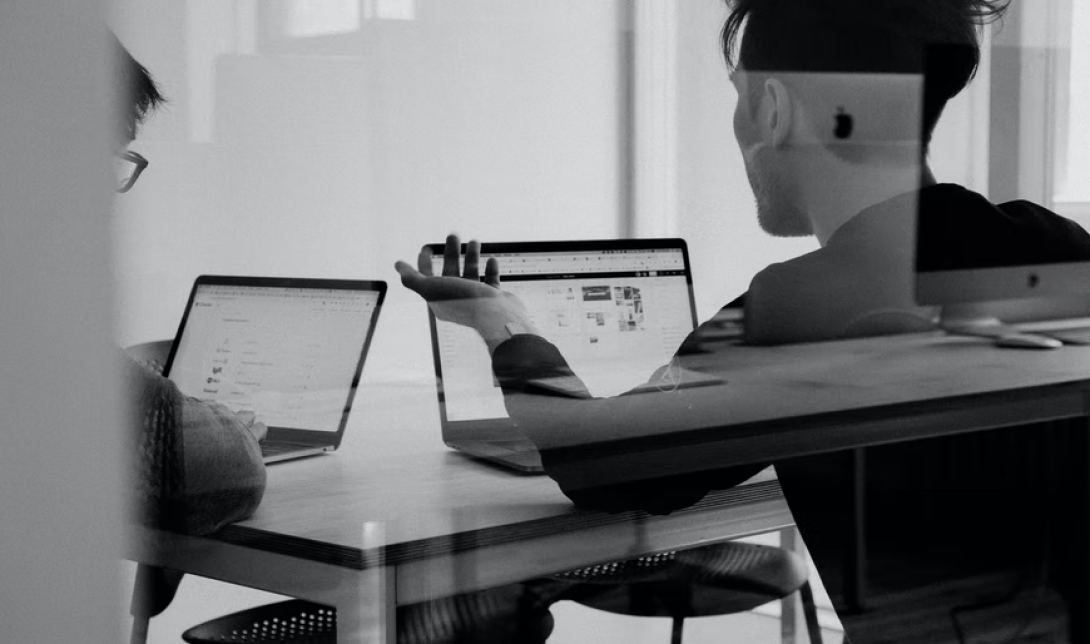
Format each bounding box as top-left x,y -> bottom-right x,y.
485,256 -> 501,288
464,239 -> 481,280
417,246 -> 434,277
250,421 -> 268,443
442,234 -> 461,277
394,260 -> 424,291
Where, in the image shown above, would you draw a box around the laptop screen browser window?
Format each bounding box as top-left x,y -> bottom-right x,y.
164,276 -> 386,463
430,243 -> 697,422
170,284 -> 380,431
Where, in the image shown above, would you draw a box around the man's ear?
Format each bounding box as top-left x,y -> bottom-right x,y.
762,78 -> 792,148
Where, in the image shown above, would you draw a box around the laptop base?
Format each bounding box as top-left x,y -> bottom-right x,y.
447,440 -> 545,474
261,444 -> 333,465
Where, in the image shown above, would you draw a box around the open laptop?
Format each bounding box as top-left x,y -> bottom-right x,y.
162,275 -> 386,464
426,239 -> 712,473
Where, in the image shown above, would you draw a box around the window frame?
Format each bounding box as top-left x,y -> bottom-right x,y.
1049,0 -> 1090,222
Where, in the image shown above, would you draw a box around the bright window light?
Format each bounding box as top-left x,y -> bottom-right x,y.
284,0 -> 361,38
1057,0 -> 1090,203
373,0 -> 415,20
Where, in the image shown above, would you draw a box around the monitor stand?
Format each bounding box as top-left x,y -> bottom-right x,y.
940,303 -> 1062,348
939,303 -> 1016,337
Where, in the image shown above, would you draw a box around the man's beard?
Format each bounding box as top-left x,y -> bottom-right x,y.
745,147 -> 812,238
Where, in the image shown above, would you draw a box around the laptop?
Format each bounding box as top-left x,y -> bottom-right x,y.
426,239 -> 713,473
162,275 -> 386,464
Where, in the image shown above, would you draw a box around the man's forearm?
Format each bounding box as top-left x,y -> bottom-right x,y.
178,397 -> 267,534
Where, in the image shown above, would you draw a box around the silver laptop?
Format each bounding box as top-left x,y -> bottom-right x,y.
426,239 -> 708,473
163,275 -> 386,464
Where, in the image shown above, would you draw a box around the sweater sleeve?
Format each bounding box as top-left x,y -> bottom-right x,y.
491,331 -> 764,515
127,356 -> 267,535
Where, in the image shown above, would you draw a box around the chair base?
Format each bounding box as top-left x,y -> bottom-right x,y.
182,586 -> 555,644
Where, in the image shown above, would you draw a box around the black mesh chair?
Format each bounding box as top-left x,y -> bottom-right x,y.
180,584 -> 555,644
176,542 -> 821,644
546,541 -> 824,644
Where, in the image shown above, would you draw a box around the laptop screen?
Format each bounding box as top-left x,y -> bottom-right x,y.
430,243 -> 697,423
166,282 -> 382,433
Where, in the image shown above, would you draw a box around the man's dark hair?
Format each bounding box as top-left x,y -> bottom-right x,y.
111,32 -> 165,141
721,0 -> 1010,145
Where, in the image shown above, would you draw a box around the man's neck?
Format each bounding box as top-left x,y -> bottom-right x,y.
806,163 -> 936,247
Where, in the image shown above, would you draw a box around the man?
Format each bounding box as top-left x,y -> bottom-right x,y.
722,0 -> 1090,344
114,31 -> 266,538
114,32 -> 268,629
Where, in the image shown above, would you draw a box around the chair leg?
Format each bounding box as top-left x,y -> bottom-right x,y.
129,564 -> 153,644
130,614 -> 149,644
129,564 -> 185,644
799,581 -> 823,644
671,616 -> 684,644
781,528 -> 801,644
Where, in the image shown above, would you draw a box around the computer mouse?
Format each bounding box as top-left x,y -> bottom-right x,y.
993,333 -> 1063,349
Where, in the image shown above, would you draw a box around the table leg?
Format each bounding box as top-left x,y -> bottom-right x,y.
844,448 -> 868,612
782,527 -> 800,644
336,567 -> 393,644
1068,409 -> 1090,644
337,522 -> 392,643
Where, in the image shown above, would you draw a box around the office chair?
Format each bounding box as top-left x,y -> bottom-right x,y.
126,339 -> 173,375
179,584 -> 555,644
546,540 -> 824,644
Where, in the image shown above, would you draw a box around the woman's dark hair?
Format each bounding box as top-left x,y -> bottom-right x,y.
111,31 -> 165,141
721,0 -> 1010,144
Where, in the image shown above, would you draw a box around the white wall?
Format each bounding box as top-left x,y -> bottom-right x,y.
112,0 -> 830,359
112,0 -> 625,386
0,1 -> 123,642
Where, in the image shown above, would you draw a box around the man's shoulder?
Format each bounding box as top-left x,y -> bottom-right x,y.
749,246 -> 849,292
742,228 -> 928,344
920,184 -> 1090,270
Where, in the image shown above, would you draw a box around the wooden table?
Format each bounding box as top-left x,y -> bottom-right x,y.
129,331 -> 1090,643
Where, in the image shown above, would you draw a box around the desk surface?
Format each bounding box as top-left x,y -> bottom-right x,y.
214,377 -> 788,574
519,331 -> 1090,487
140,331 -> 1090,607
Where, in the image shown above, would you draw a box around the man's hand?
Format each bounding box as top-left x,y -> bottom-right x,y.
395,234 -> 539,354
234,409 -> 267,443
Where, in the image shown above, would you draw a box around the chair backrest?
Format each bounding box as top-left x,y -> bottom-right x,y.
125,339 -> 174,375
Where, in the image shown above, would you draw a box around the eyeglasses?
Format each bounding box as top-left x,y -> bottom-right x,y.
114,150 -> 149,193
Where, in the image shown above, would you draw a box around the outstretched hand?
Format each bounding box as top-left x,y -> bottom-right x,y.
395,234 -> 539,354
